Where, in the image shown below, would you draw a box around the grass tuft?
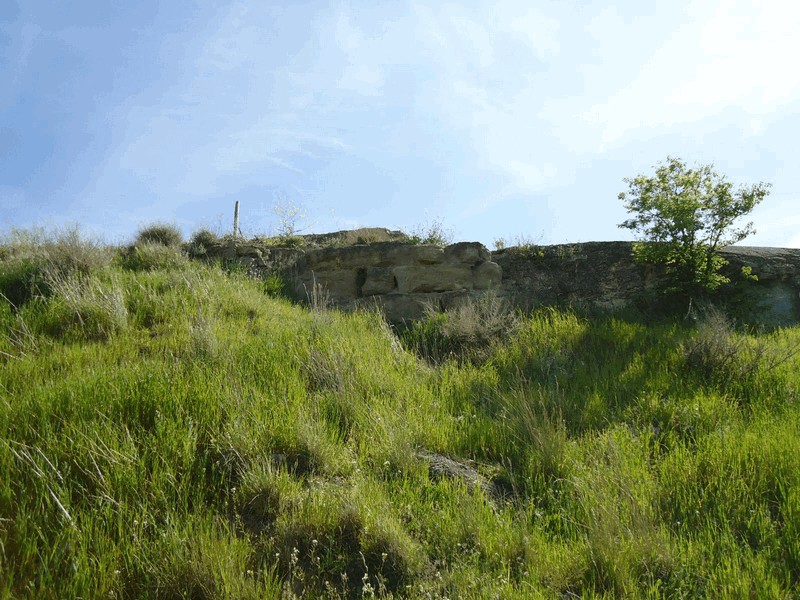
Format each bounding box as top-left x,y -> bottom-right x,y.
0,226 -> 113,307
134,222 -> 183,247
187,228 -> 220,257
117,242 -> 189,272
402,291 -> 519,365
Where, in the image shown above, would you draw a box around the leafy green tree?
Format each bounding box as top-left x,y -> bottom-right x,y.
618,156 -> 770,295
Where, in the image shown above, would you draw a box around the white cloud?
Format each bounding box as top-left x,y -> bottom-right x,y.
333,11 -> 386,96
528,0 -> 800,161
748,198 -> 800,248
505,161 -> 558,189
405,3 -> 565,200
149,0 -> 568,206
667,0 -> 800,111
570,0 -> 800,148
786,233 -> 800,249
338,64 -> 385,96
84,2 -> 361,202
507,8 -> 560,60
71,0 -> 800,247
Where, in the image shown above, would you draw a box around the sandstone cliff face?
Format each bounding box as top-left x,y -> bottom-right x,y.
492,242 -> 652,312
295,241 -> 502,321
494,243 -> 800,325
203,230 -> 800,326
719,247 -> 800,326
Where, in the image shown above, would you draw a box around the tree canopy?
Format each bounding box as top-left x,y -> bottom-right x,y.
618,156 -> 771,294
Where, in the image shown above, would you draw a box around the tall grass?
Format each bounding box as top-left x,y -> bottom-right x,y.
0,226 -> 113,307
400,292 -> 519,365
2,229 -> 800,597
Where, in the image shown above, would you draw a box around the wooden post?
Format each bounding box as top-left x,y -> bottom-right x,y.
233,201 -> 240,237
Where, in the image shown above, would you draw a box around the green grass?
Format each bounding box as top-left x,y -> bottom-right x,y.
2,229 -> 800,598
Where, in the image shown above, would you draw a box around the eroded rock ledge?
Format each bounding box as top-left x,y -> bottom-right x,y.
202,228 -> 800,326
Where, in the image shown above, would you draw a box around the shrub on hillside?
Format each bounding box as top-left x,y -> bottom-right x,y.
134,223 -> 183,247
402,292 -> 520,364
618,156 -> 770,296
261,273 -> 289,298
117,243 -> 189,272
406,217 -> 454,246
0,259 -> 48,308
683,305 -> 800,384
0,226 -> 112,307
683,307 -> 746,381
187,228 -> 219,257
25,272 -> 128,341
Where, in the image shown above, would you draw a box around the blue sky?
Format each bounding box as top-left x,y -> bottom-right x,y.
2,0 -> 799,248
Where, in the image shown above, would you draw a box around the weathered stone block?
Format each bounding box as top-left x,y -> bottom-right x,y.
361,267 -> 397,296
296,270 -> 358,301
379,293 -> 441,322
201,234 -> 800,328
439,290 -> 479,311
394,265 -> 473,294
444,242 -> 490,265
473,261 -> 502,290
238,245 -> 263,258
219,243 -> 238,260
303,246 -> 372,270
236,256 -> 257,268
400,245 -> 445,265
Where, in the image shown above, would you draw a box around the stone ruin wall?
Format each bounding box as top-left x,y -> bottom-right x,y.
295,242 -> 502,321
208,238 -> 502,321
204,231 -> 800,326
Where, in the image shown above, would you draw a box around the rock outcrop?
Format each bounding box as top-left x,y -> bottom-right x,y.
719,246 -> 800,327
203,229 -> 800,326
492,242 -> 651,312
295,241 -> 502,321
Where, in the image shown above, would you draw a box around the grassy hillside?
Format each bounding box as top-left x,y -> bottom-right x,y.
1,228 -> 800,598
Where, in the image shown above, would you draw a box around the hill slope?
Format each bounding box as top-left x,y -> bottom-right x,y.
1,233 -> 800,598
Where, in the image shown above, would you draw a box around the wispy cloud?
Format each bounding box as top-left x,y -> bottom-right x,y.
82,2 -> 362,208
403,2 -> 568,203
541,0 -> 800,152
748,197 -> 800,248
9,0 -> 798,246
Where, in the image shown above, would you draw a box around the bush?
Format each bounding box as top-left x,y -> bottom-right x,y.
407,217 -> 454,246
261,274 -> 289,298
402,292 -> 520,364
187,229 -> 219,257
682,305 -> 800,384
618,157 -> 770,296
0,259 -> 48,308
272,197 -> 308,240
238,470 -> 424,597
0,226 -> 113,307
135,223 -> 183,247
117,243 -> 189,272
24,272 -> 128,341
